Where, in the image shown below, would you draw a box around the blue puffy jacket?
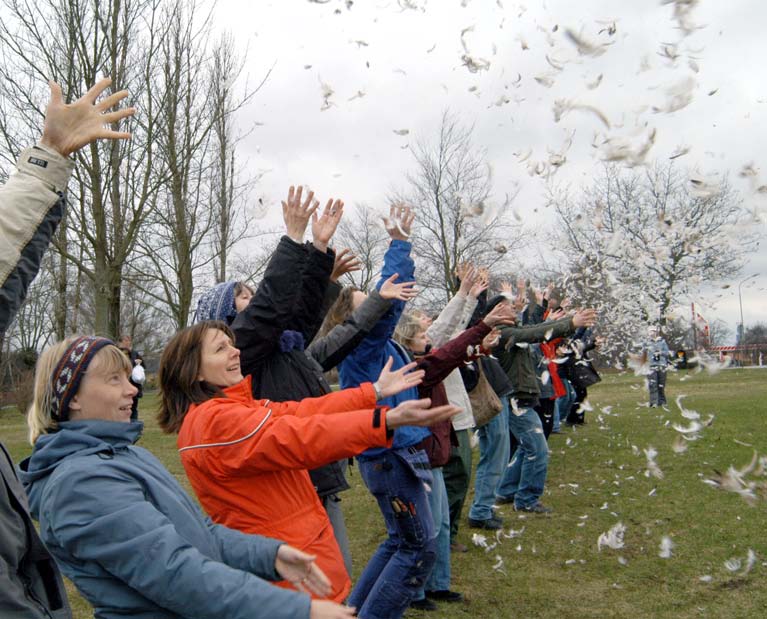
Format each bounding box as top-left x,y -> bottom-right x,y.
18,420 -> 312,619
338,239 -> 430,456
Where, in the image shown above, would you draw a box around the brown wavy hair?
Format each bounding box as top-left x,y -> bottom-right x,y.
157,321 -> 230,434
316,286 -> 359,339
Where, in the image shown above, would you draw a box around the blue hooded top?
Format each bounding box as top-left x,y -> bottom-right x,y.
194,281 -> 237,324
338,240 -> 430,457
18,420 -> 312,619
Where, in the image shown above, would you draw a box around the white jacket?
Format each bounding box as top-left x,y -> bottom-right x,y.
0,144 -> 73,337
426,292 -> 478,431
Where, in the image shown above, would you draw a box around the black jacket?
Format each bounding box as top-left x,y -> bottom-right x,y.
1,442 -> 72,618
232,236 -> 392,497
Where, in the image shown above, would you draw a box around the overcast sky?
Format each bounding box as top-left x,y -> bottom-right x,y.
212,0 -> 766,341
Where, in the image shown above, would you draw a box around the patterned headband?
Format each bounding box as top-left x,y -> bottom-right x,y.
50,336 -> 114,422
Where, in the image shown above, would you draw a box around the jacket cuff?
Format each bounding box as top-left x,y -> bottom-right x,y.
359,381 -> 378,405
306,242 -> 335,269
374,407 -> 395,444
18,145 -> 75,193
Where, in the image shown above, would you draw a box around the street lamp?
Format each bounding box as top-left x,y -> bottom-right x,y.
738,273 -> 759,344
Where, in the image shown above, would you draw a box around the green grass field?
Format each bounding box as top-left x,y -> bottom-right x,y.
2,368 -> 766,618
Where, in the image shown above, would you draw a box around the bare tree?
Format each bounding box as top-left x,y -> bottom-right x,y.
128,0 -> 221,329
208,34 -> 269,284
397,111 -> 525,307
333,203 -> 389,290
0,0 -> 167,338
552,162 -> 754,358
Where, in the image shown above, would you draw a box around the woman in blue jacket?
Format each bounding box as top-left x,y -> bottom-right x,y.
19,335 -> 356,619
325,205 -> 436,619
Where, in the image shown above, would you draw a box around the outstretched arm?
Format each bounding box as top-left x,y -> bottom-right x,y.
1,78 -> 134,337
45,466 -> 312,619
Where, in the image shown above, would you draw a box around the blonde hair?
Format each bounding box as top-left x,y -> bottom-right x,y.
27,337 -> 131,444
393,312 -> 424,350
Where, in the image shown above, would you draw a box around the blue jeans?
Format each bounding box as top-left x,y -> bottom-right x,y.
414,468 -> 450,599
496,404 -> 549,508
469,399 -> 510,521
556,379 -> 576,429
349,448 -> 437,619
552,398 -> 562,433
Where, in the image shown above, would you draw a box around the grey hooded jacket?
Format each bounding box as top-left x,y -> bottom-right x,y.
19,420 -> 313,619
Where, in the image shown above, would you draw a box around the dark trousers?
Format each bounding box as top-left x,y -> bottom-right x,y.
566,384 -> 588,425
534,398 -> 555,439
442,429 -> 472,544
648,368 -> 667,406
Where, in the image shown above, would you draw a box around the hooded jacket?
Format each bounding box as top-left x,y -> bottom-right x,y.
339,239 -> 430,456
19,420 -> 312,619
178,378 -> 392,603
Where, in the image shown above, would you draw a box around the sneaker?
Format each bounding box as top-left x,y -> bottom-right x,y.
450,541 -> 469,553
494,494 -> 515,505
468,515 -> 504,530
514,502 -> 552,514
409,598 -> 438,611
426,590 -> 464,603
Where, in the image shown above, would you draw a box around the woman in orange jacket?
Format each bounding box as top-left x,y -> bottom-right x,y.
158,320 -> 459,608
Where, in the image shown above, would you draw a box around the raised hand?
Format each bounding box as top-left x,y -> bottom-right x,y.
500,280 -> 514,296
457,263 -> 477,296
312,198 -> 344,252
310,601 -> 357,619
547,308 -> 567,321
330,248 -> 361,282
482,302 -> 516,327
385,398 -> 461,429
481,327 -> 501,350
383,203 -> 415,241
374,358 -> 425,399
470,267 -> 489,299
40,77 -> 135,157
572,308 -> 597,328
379,273 -> 418,302
282,186 -> 319,243
275,545 -> 331,598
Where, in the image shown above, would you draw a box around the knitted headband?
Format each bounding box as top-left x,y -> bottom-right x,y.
50,336 -> 114,422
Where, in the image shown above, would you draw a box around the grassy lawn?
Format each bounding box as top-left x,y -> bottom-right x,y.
2,368 -> 766,618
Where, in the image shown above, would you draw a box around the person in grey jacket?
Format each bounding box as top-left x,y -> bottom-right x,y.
0,76 -> 134,619
20,335 -> 355,619
644,325 -> 671,407
492,297 -> 597,513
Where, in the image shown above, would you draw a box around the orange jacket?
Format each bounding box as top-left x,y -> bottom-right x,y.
178,377 -> 392,603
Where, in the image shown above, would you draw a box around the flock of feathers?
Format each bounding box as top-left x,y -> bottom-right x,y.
468,358 -> 766,583
303,0 -> 766,594
306,0 -> 767,234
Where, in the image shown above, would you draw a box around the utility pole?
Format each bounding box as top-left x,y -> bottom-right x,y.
737,273 -> 759,344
